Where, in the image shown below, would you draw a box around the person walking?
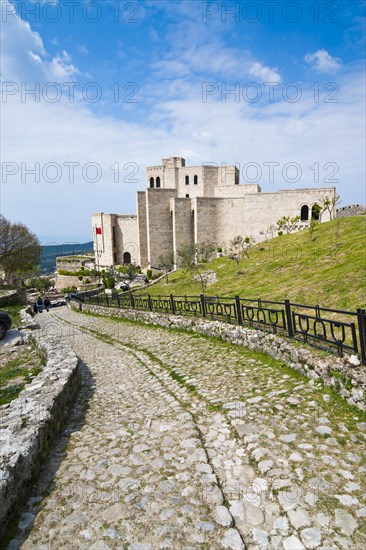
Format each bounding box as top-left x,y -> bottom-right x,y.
36,296 -> 43,313
44,297 -> 51,312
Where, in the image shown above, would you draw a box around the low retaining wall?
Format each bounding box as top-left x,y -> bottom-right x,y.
0,289 -> 27,307
0,336 -> 80,535
81,303 -> 366,411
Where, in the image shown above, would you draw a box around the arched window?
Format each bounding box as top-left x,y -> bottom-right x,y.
300,205 -> 309,221
185,175 -> 189,185
149,177 -> 154,188
312,204 -> 320,221
123,252 -> 131,264
156,176 -> 161,188
194,175 -> 198,185
185,194 -> 189,198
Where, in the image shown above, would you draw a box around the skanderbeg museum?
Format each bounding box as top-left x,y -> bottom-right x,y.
92,156 -> 336,270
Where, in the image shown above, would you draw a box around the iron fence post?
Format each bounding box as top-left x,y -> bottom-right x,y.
170,294 -> 176,314
148,294 -> 153,311
130,293 -> 135,309
200,294 -> 206,317
285,300 -> 294,338
357,308 -> 366,364
235,296 -> 243,326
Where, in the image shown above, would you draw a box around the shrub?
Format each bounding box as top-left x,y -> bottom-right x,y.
146,269 -> 152,280
84,278 -> 90,284
217,247 -> 222,253
61,286 -> 77,293
105,277 -> 115,289
58,269 -> 100,277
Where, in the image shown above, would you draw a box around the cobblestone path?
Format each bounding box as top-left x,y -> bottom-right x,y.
11,307 -> 366,550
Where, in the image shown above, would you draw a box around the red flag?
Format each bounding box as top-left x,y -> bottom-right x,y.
96,227 -> 102,235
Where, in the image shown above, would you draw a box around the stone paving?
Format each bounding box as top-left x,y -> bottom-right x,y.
9,307 -> 366,550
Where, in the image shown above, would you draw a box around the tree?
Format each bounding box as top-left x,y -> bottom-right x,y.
319,193 -> 341,221
229,236 -> 252,273
0,215 -> 40,286
311,204 -> 322,221
197,241 -> 216,263
116,263 -> 139,282
276,215 -> 300,235
26,277 -> 53,294
308,218 -> 319,241
177,242 -> 215,295
156,252 -> 175,283
266,224 -> 277,240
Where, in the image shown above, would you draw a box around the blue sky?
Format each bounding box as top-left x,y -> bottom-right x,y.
1,0 -> 365,243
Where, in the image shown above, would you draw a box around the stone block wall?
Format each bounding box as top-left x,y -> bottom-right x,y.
172,198 -> 194,256
337,205 -> 366,218
0,290 -> 27,307
137,192 -> 148,268
0,334 -> 80,535
80,303 -> 366,411
56,257 -> 91,272
146,189 -> 175,267
55,273 -> 100,292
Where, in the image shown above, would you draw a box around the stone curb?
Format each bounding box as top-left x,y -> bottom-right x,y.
80,303 -> 366,411
0,335 -> 81,536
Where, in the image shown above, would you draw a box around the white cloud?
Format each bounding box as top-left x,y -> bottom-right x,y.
249,62 -> 282,83
304,49 -> 342,74
47,51 -> 79,79
1,0 -> 364,241
0,0 -> 79,82
77,45 -> 89,55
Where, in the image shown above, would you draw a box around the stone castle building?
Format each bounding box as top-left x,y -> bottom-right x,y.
92,157 -> 336,270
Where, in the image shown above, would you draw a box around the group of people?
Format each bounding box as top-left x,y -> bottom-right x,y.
33,296 -> 51,314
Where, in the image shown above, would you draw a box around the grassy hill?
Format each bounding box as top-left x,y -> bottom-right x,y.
143,216 -> 366,311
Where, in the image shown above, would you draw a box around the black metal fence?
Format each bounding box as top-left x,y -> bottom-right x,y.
73,291 -> 366,364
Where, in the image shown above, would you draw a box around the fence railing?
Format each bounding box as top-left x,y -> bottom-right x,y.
72,292 -> 366,364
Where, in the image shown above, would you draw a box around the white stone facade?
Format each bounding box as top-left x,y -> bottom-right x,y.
92,213 -> 139,269
92,157 -> 336,269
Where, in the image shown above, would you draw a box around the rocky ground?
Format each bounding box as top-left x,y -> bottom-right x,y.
7,307 -> 366,550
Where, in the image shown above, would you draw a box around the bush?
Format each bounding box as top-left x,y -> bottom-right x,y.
84,278 -> 90,284
217,247 -> 222,253
26,277 -> 52,293
146,269 -> 152,280
278,231 -> 283,236
58,269 -> 100,277
62,286 -> 77,293
105,277 -> 115,289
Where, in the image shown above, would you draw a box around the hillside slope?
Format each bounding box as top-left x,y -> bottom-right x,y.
144,216 -> 366,311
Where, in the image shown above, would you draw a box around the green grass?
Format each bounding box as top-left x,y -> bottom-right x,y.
0,304 -> 24,328
0,346 -> 44,405
140,216 -> 366,311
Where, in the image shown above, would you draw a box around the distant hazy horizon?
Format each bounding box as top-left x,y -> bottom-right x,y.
38,235 -> 93,246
